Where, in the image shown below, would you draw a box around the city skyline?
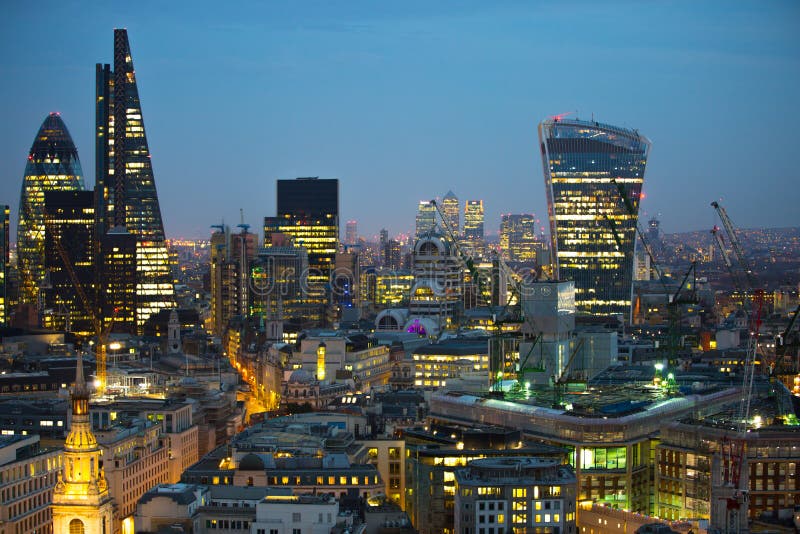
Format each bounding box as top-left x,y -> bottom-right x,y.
1,1 -> 799,240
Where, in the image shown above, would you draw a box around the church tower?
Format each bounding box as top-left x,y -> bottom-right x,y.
52,353 -> 114,533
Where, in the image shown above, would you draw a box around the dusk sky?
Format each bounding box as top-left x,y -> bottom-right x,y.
1,1 -> 798,241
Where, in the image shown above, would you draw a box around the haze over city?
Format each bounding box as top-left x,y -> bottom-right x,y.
1,0 -> 798,239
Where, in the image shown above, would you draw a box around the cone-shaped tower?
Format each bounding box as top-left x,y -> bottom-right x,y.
17,113 -> 85,305
96,29 -> 175,330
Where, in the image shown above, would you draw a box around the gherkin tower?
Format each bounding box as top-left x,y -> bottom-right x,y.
96,29 -> 175,329
17,113 -> 85,305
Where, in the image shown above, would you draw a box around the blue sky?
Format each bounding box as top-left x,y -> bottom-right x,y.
1,1 -> 798,240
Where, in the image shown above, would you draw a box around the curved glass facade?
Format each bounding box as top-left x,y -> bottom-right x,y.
17,113 -> 85,304
539,118 -> 650,318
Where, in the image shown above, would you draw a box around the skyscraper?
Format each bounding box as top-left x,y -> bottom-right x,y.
463,200 -> 484,251
415,201 -> 436,237
539,117 -> 650,318
499,214 -> 541,262
17,112 -> 85,305
345,220 -> 358,245
442,190 -> 460,236
96,29 -> 174,330
43,191 -> 96,335
264,177 -> 338,323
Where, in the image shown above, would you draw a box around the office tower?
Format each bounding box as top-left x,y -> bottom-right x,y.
0,205 -> 7,326
415,201 -> 436,237
264,178 -> 338,323
100,229 -> 137,333
345,220 -> 358,245
43,191 -> 96,335
250,244 -> 309,326
96,29 -> 175,330
442,190 -> 460,236
539,117 -> 650,317
500,214 -> 539,261
209,226 -> 232,336
17,112 -> 85,306
463,200 -> 484,251
51,354 -> 114,533
230,228 -> 257,317
384,239 -> 403,271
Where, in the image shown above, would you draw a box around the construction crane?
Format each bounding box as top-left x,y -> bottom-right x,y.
710,201 -> 764,533
429,199 -> 532,391
51,235 -> 117,395
607,180 -> 693,360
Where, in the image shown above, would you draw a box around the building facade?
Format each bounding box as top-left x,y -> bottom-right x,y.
539,118 -> 650,318
96,29 -> 175,330
17,112 -> 85,306
442,190 -> 460,237
415,201 -> 436,237
454,457 -> 578,534
463,200 -> 484,253
42,190 -> 96,335
0,435 -> 62,534
263,177 -> 339,324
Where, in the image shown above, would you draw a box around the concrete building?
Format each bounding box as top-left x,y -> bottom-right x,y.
135,483 -> 210,533
412,337 -> 489,388
0,434 -> 62,534
454,457 -> 578,534
429,383 -> 743,513
249,493 -> 340,534
404,424 -> 567,534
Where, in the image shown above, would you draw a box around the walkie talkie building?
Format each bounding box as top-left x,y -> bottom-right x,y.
539,117 -> 650,319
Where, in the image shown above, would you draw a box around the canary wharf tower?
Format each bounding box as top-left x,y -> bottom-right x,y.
539,118 -> 650,319
96,29 -> 174,328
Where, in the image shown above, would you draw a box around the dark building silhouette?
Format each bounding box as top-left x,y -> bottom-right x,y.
264,178 -> 339,324
43,191 -> 96,335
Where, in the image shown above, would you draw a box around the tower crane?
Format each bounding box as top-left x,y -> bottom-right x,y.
430,199 -> 537,392
50,234 -> 117,395
710,201 -> 764,533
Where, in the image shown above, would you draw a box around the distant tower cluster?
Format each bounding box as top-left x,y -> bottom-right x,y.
500,214 -> 541,261
539,117 -> 650,318
17,113 -> 85,306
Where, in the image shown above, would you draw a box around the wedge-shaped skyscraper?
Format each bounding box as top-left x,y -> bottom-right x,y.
17,113 -> 85,304
539,118 -> 650,319
96,29 -> 174,329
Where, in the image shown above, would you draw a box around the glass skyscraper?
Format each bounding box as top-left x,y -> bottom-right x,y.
264,177 -> 339,324
539,118 -> 650,318
96,29 -> 174,329
415,201 -> 436,237
463,199 -> 484,249
17,113 -> 85,305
